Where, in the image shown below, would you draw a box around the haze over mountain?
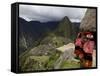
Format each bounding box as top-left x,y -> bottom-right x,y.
19,5 -> 87,22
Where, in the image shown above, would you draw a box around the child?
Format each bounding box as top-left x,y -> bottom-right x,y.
83,32 -> 95,68
74,32 -> 84,58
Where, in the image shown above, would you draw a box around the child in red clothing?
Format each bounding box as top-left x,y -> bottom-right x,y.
74,32 -> 84,58
83,32 -> 95,67
74,32 -> 95,68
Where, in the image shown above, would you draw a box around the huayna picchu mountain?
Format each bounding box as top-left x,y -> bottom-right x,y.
55,16 -> 72,38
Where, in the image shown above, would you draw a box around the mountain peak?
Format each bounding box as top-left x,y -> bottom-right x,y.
63,16 -> 69,19
54,16 -> 72,38
61,16 -> 71,23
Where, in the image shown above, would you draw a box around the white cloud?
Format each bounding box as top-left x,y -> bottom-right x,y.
19,4 -> 87,22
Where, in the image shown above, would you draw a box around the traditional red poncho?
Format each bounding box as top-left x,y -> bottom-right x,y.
75,38 -> 83,48
83,40 -> 95,54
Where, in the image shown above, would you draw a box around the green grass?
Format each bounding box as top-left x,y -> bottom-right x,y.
20,55 -> 50,71
29,56 -> 50,63
60,60 -> 80,69
45,51 -> 61,69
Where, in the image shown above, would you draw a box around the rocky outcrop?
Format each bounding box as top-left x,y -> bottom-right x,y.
80,8 -> 96,31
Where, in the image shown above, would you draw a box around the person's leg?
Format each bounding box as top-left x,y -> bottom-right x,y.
84,60 -> 92,68
83,53 -> 92,68
80,58 -> 85,68
79,52 -> 85,68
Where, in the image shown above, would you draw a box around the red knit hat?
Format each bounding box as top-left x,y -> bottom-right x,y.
84,32 -> 93,35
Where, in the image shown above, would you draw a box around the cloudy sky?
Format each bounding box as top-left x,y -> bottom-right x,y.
19,5 -> 87,22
